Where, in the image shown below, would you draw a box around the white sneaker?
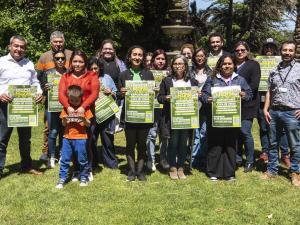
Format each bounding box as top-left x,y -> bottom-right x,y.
47,158 -> 56,169
147,161 -> 156,171
56,179 -> 65,188
79,178 -> 88,186
71,171 -> 81,182
209,177 -> 218,182
88,172 -> 93,181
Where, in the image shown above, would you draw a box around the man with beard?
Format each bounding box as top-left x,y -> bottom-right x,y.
261,41 -> 300,186
206,33 -> 230,57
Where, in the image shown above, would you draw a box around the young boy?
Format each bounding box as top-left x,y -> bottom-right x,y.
56,85 -> 93,188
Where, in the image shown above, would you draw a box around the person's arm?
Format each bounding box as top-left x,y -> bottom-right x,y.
248,61 -> 261,93
116,72 -> 125,100
240,77 -> 253,102
81,73 -> 100,109
58,74 -> 71,109
78,115 -> 91,127
62,115 -> 67,126
263,88 -> 272,125
157,78 -> 168,104
40,71 -> 48,95
200,77 -> 212,105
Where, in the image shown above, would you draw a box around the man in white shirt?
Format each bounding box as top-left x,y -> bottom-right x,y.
0,35 -> 43,179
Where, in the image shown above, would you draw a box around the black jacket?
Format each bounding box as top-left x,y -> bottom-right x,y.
117,68 -> 155,129
157,76 -> 198,139
237,60 -> 261,119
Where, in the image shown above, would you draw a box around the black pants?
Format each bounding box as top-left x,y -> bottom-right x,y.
0,103 -> 32,174
206,122 -> 239,178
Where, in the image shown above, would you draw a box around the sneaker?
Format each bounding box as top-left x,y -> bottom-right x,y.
88,172 -> 93,181
71,171 -> 81,182
58,156 -> 62,165
56,179 -> 65,189
147,161 -> 156,171
281,155 -> 291,167
126,170 -> 136,182
136,171 -> 147,181
256,153 -> 268,163
47,158 -> 56,169
39,153 -> 48,161
226,177 -> 236,182
260,172 -> 278,180
290,172 -> 300,186
160,159 -> 170,169
209,177 -> 218,182
79,178 -> 88,186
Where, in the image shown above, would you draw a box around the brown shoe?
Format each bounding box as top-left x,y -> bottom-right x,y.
169,167 -> 178,180
260,172 -> 278,180
23,168 -> 44,175
177,167 -> 187,180
290,172 -> 300,186
281,155 -> 291,167
256,153 -> 268,163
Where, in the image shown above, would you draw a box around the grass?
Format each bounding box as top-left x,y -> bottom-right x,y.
0,112 -> 300,224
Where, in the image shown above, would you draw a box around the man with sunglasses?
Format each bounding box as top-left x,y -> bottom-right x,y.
261,41 -> 300,186
207,33 -> 230,57
36,31 -> 72,161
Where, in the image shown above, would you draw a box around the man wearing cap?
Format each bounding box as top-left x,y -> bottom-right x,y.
261,41 -> 300,186
36,31 -> 72,161
0,35 -> 44,179
256,38 -> 290,167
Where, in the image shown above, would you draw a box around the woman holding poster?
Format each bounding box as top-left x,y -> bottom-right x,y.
41,50 -> 66,169
117,45 -> 155,182
201,54 -> 253,182
158,55 -> 198,180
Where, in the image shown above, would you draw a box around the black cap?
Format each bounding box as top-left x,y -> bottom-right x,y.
263,38 -> 276,46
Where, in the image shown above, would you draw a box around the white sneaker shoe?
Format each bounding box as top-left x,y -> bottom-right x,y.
71,171 -> 81,182
47,158 -> 56,169
147,161 -> 156,171
88,172 -> 93,181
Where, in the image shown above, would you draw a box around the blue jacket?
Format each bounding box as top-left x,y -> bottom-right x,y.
201,72 -> 253,118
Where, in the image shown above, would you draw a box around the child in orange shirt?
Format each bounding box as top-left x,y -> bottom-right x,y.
56,85 -> 93,188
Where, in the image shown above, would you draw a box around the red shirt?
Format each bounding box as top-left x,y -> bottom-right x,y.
58,71 -> 100,111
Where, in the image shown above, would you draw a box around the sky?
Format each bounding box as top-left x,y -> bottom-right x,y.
190,0 -> 295,30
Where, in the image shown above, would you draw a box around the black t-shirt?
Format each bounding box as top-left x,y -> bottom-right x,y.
99,58 -> 120,86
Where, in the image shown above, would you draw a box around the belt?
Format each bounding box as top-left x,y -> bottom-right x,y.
272,105 -> 297,111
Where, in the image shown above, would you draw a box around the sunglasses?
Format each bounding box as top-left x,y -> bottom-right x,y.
235,49 -> 246,53
54,57 -> 66,61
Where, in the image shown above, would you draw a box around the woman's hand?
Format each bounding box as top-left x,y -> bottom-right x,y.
121,87 -> 127,97
67,106 -> 75,116
154,87 -> 159,96
208,97 -> 214,104
76,106 -> 86,117
103,87 -> 111,95
45,83 -> 50,91
198,89 -> 202,98
239,92 -> 246,100
166,95 -> 171,102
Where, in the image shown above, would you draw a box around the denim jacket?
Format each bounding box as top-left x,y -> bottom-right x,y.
100,73 -> 117,94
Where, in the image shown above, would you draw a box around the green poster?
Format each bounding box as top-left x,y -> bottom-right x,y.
211,86 -> 241,127
95,80 -> 119,124
256,56 -> 281,91
170,87 -> 199,129
188,59 -> 192,66
125,80 -> 155,123
8,85 -> 38,127
207,56 -> 221,70
151,70 -> 168,108
47,74 -> 63,112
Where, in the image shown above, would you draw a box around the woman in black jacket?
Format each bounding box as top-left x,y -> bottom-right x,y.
158,55 -> 199,180
234,41 -> 261,172
117,45 -> 155,182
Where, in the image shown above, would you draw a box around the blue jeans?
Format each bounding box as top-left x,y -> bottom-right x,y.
267,109 -> 300,174
45,108 -> 65,158
59,138 -> 89,180
189,114 -> 208,166
147,123 -> 167,161
237,119 -> 255,163
257,107 -> 289,157
167,129 -> 189,167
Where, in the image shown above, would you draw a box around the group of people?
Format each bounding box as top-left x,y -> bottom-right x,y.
0,31 -> 300,188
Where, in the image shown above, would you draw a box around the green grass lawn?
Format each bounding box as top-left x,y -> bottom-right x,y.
1,114 -> 300,224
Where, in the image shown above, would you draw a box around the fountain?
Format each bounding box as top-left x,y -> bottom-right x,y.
161,0 -> 194,62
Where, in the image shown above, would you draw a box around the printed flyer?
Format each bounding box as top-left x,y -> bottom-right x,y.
8,85 -> 38,127
170,87 -> 199,129
95,80 -> 119,124
125,80 -> 155,123
151,70 -> 168,108
256,56 -> 281,91
207,56 -> 221,70
47,74 -> 63,112
188,59 -> 192,66
211,86 -> 241,127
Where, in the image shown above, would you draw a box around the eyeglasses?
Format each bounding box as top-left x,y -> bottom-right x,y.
54,57 -> 66,61
183,53 -> 191,57
235,49 -> 246,53
173,63 -> 185,67
195,55 -> 205,58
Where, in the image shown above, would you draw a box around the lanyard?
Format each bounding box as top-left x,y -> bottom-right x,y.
279,64 -> 294,86
222,75 -> 233,86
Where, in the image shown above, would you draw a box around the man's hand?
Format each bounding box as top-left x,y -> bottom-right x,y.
35,93 -> 43,103
45,83 -> 50,91
263,109 -> 272,125
166,95 -> 171,102
208,97 -> 214,104
198,89 -> 202,98
121,87 -> 127,97
295,110 -> 300,119
0,93 -> 12,103
239,92 -> 246,100
154,87 -> 159,96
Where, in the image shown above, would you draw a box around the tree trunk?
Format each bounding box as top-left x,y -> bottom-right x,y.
294,3 -> 300,63
226,0 -> 233,52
